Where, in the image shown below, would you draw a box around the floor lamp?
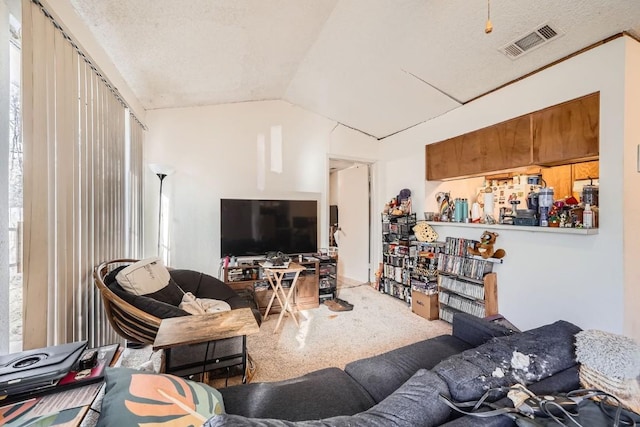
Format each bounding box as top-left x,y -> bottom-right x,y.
149,164 -> 174,258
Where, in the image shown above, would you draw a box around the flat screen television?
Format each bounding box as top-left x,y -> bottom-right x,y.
220,199 -> 318,257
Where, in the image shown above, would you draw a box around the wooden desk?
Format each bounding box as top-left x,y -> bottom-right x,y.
153,308 -> 260,383
261,262 -> 305,333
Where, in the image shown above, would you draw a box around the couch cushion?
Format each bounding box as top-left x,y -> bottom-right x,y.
345,334 -> 472,403
170,269 -> 263,325
98,367 -> 224,427
110,259 -> 185,306
108,282 -> 189,319
206,369 -> 451,427
170,269 -> 238,303
439,366 -> 581,427
451,313 -> 515,347
220,367 -> 376,421
433,320 -> 581,402
116,257 -> 171,295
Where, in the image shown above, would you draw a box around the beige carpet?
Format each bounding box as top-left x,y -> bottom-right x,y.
245,284 -> 451,383
118,284 -> 452,386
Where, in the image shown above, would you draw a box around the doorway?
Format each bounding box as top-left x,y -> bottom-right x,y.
328,159 -> 371,286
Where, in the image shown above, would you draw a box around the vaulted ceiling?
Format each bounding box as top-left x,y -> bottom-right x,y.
68,0 -> 640,139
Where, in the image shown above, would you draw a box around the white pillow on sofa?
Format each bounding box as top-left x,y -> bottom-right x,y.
116,257 -> 171,296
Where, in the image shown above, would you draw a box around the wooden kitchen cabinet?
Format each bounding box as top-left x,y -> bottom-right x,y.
572,160 -> 599,181
532,93 -> 599,165
426,114 -> 531,180
425,136 -> 459,180
426,92 -> 600,181
481,114 -> 532,172
426,134 -> 481,180
541,164 -> 573,200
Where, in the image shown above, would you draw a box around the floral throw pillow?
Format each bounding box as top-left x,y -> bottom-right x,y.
98,367 -> 224,427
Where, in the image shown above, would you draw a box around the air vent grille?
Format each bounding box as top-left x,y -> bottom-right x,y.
500,23 -> 563,60
515,32 -> 545,51
538,24 -> 557,40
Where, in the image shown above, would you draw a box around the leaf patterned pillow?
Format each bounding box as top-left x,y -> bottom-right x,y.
98,367 -> 224,427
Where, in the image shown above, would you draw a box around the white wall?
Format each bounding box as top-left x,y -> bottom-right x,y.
329,173 -> 338,206
380,37 -> 639,340
144,100 -> 378,276
622,40 -> 640,339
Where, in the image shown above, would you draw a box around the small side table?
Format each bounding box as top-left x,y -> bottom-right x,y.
153,307 -> 260,383
261,262 -> 305,333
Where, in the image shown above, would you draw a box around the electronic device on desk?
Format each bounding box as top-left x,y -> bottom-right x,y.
0,341 -> 87,399
0,343 -> 120,405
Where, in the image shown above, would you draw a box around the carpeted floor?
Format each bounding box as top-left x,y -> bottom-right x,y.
116,283 -> 451,385
246,283 -> 451,383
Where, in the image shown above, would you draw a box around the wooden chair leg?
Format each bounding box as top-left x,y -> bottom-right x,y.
160,349 -> 167,373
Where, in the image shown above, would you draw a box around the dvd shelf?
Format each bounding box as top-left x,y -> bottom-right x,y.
409,241 -> 443,293
436,237 -> 499,323
311,255 -> 337,303
380,213 -> 417,304
436,253 -> 494,281
439,289 -> 487,318
437,271 -> 498,323
439,274 -> 485,300
409,241 -> 443,320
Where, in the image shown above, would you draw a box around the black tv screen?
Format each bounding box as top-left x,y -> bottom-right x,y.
221,199 -> 318,257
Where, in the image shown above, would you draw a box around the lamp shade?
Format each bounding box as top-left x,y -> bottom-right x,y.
148,163 -> 175,176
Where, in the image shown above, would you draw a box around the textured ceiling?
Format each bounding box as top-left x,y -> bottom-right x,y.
68,0 -> 640,139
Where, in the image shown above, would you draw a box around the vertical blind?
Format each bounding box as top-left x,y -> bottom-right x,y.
21,0 -> 145,349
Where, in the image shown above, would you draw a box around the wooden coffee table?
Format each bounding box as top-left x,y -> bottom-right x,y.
153,307 -> 260,383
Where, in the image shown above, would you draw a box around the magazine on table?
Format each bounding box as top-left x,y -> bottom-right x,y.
0,343 -> 120,406
57,343 -> 120,388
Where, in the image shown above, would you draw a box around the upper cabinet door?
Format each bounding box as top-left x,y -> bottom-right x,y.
532,92 -> 599,165
425,114 -> 531,180
572,160 -> 599,181
481,114 -> 532,172
426,132 -> 483,180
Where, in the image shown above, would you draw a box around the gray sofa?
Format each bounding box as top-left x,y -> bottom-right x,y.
207,314 -> 582,427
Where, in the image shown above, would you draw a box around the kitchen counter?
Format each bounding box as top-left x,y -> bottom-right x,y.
425,221 -> 599,235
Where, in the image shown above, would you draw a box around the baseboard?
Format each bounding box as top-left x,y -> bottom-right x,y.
337,276 -> 370,288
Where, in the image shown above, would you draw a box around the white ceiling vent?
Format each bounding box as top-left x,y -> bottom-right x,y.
500,23 -> 563,59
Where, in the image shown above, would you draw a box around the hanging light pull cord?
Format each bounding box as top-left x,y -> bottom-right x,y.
485,0 -> 493,33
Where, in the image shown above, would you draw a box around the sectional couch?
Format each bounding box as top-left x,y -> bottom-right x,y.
205,313 -> 582,426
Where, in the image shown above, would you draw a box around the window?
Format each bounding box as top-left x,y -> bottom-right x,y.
21,0 -> 145,348
8,7 -> 21,353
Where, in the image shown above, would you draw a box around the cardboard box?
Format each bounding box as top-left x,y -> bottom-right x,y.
411,291 -> 439,320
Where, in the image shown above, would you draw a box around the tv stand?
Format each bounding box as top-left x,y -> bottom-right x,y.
223,258 -> 320,315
